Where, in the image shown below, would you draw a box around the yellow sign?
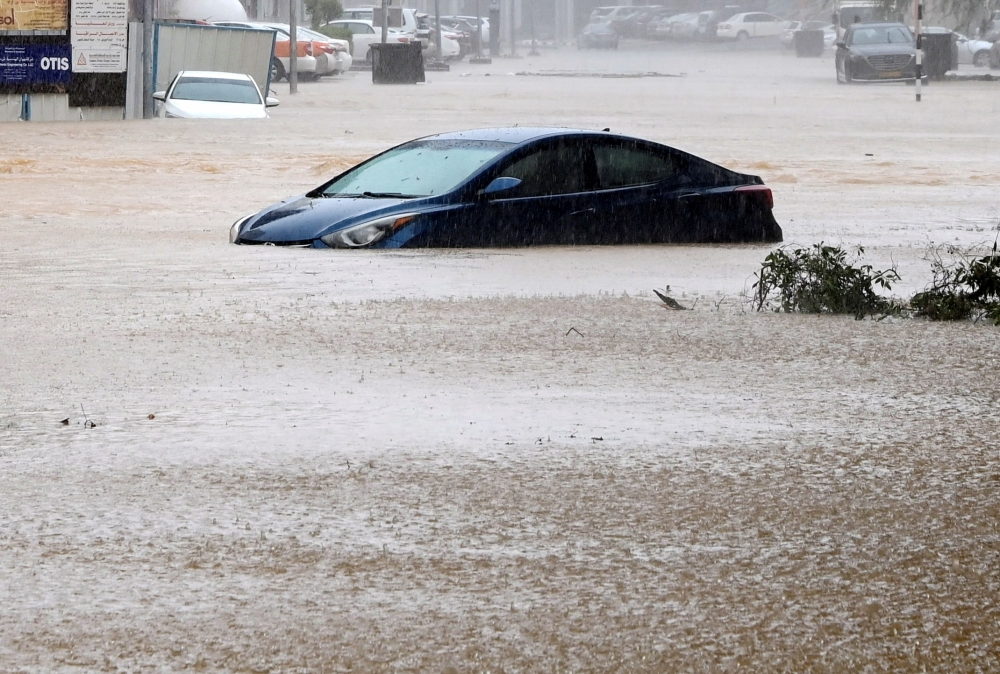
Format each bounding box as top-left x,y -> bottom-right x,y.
0,0 -> 68,31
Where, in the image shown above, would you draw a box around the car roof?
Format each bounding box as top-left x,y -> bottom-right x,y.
848,21 -> 908,28
418,127 -> 627,145
177,70 -> 255,81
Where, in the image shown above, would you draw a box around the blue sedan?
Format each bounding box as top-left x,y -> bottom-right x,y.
230,127 -> 782,248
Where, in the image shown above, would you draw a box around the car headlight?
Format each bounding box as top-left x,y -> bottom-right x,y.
229,214 -> 254,243
320,213 -> 417,248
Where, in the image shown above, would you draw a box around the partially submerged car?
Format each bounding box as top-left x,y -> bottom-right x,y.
154,71 -> 277,119
230,128 -> 782,248
836,22 -> 919,82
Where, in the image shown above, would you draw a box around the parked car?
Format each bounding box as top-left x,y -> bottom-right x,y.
413,12 -> 462,60
442,15 -> 490,43
297,26 -> 353,74
154,71 -> 278,119
922,27 -> 992,67
991,39 -> 1000,69
836,22 -> 919,83
212,21 -> 319,81
784,20 -> 837,49
326,19 -> 413,62
621,6 -> 662,38
670,12 -> 703,40
649,12 -> 695,40
229,127 -> 782,248
780,20 -> 802,47
577,21 -> 619,49
716,12 -> 788,41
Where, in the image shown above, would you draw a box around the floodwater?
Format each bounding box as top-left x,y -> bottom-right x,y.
2,42 -> 1000,671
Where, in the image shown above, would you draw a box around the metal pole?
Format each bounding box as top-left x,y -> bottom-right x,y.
476,0 -> 484,56
529,0 -> 538,55
289,0 -> 298,93
434,0 -> 443,62
914,1 -> 922,102
142,0 -> 154,118
509,0 -> 516,55
380,0 -> 387,44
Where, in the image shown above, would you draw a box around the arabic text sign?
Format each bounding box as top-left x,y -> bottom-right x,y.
0,43 -> 71,84
71,0 -> 126,72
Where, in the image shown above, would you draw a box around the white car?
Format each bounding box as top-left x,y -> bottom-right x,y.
444,15 -> 490,43
326,19 -> 414,62
153,71 -> 278,119
716,12 -> 788,41
297,25 -> 353,74
922,27 -> 993,67
956,32 -> 993,67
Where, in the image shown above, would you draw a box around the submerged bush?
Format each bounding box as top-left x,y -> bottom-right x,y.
910,243 -> 1000,325
752,244 -> 901,320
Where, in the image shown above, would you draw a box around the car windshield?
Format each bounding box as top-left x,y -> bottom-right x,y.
171,77 -> 261,104
850,25 -> 913,45
320,139 -> 512,198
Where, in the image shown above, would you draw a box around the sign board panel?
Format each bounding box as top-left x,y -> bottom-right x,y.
0,0 -> 68,31
0,43 -> 71,84
71,0 -> 127,72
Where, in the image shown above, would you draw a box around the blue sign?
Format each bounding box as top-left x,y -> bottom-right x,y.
0,44 -> 72,85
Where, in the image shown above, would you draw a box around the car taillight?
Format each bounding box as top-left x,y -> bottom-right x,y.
735,185 -> 774,210
397,35 -> 409,42
719,23 -> 730,29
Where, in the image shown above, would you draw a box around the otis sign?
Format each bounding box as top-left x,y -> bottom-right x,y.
0,44 -> 72,85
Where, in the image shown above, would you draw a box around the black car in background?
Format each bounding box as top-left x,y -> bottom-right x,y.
836,22 -> 919,82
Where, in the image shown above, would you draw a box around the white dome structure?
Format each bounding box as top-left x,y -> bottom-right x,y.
162,0 -> 249,22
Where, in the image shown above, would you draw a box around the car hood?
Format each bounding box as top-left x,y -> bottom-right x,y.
164,99 -> 268,119
847,43 -> 915,56
240,194 -> 415,243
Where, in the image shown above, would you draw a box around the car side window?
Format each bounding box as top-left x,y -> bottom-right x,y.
593,141 -> 690,190
497,141 -> 595,197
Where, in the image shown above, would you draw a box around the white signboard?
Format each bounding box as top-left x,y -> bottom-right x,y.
71,0 -> 128,72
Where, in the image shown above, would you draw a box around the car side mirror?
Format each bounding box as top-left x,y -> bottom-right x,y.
265,96 -> 280,107
481,176 -> 522,197
152,91 -> 166,101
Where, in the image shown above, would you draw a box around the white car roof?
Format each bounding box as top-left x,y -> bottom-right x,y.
176,70 -> 256,82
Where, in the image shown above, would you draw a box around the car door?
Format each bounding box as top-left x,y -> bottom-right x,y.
349,22 -> 376,57
421,138 -> 599,247
586,139 -> 759,244
585,139 -> 702,244
760,13 -> 783,37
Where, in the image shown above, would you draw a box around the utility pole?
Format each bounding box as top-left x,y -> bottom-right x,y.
470,0 -> 491,63
380,0 -> 387,44
509,0 -> 516,56
914,0 -> 922,102
142,0 -> 153,118
289,0 -> 299,94
434,0 -> 443,62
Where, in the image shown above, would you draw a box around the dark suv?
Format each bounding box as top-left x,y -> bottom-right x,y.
836,22 -> 919,83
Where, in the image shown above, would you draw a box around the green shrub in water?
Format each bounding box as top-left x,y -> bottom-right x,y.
752,244 -> 901,320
